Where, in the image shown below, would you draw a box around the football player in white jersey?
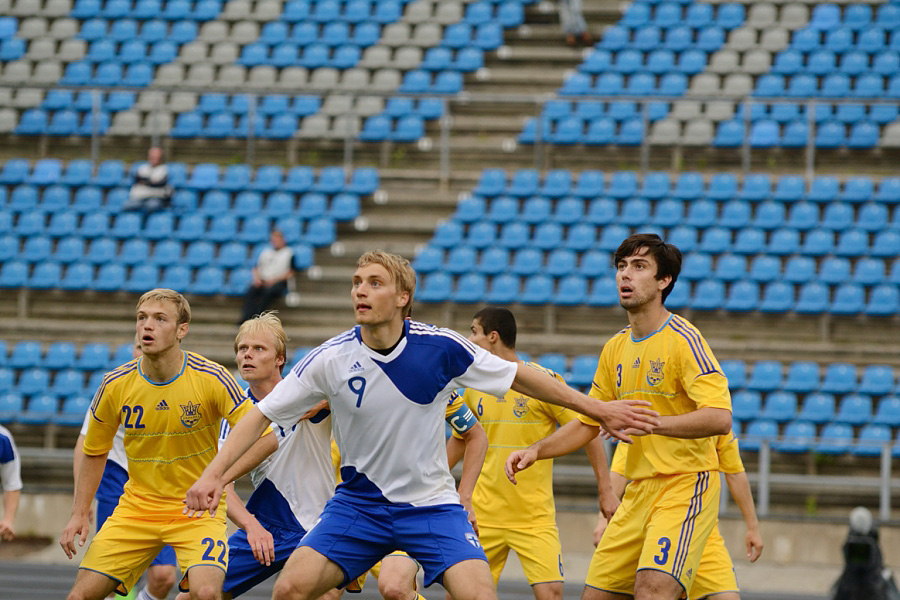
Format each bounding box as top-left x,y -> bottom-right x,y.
186,251 -> 659,600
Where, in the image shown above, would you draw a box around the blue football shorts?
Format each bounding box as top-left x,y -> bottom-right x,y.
300,495 -> 486,587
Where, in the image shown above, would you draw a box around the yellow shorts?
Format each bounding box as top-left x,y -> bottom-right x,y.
586,471 -> 720,595
479,525 -> 563,586
688,525 -> 738,599
80,506 -> 227,595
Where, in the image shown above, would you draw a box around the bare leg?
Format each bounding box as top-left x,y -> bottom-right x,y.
698,593 -> 739,600
441,559 -> 496,600
146,564 -> 177,598
581,585 -> 632,600
531,582 -> 563,600
186,565 -> 226,600
272,546 -> 346,600
377,555 -> 420,600
634,570 -> 683,600
67,569 -> 120,600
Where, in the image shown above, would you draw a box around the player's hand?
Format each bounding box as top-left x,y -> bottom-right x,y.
184,471 -> 224,518
246,519 -> 276,566
745,526 -> 764,562
592,512 -> 608,547
598,492 -> 620,522
591,400 -> 659,444
299,399 -> 329,421
59,513 -> 90,559
0,518 -> 15,541
504,448 -> 538,484
460,497 -> 478,535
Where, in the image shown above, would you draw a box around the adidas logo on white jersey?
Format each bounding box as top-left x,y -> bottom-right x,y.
632,357 -> 641,369
349,361 -> 364,373
156,399 -> 169,410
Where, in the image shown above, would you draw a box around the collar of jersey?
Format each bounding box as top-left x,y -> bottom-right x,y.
354,320 -> 409,362
630,313 -> 673,343
137,350 -> 187,386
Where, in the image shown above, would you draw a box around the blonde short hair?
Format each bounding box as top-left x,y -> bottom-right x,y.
357,250 -> 417,318
136,288 -> 191,324
234,311 -> 288,363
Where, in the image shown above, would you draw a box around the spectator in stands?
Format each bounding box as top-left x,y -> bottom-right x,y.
125,146 -> 172,212
0,423 -> 22,541
559,0 -> 592,46
240,229 -> 295,323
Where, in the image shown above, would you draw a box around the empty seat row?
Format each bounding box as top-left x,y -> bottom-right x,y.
713,119 -> 887,149
73,0 -> 223,21
0,392 -> 92,426
732,390 -> 900,426
0,339 -> 133,370
470,169 -> 900,204
754,73 -> 900,98
560,71 -> 689,97
580,48 -> 710,75
773,49 -> 900,77
0,159 -> 378,195
738,418 -> 900,456
598,24 -> 734,53
790,26 -> 900,55
725,360 -> 900,397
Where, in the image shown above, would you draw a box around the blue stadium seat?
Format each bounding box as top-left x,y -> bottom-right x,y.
721,360 -> 746,389
51,369 -> 84,397
714,254 -> 746,282
865,284 -> 900,316
554,275 -> 588,305
834,393 -> 872,426
413,247 -> 442,274
59,263 -> 93,290
747,360 -> 783,392
731,390 -> 761,422
835,229 -> 868,257
773,421 -> 816,454
830,283 -> 865,314
748,255 -> 781,283
719,200 -> 750,230
760,391 -> 798,422
17,367 -> 50,396
124,264 -> 160,293
585,276 -> 616,307
485,273 -> 519,304
783,361 -> 820,393
20,394 -> 58,425
443,246 -> 477,275
853,258 -> 885,286
742,419 -> 778,452
698,227 -> 731,254
453,273 -> 488,303
821,363 -> 858,395
472,247 -> 507,278
760,281 -> 794,313
22,236 -> 52,263
857,365 -> 895,397
691,279 -> 725,311
797,392 -> 835,424
794,282 -> 830,314
9,341 -> 43,369
77,343 -> 110,371
55,395 -> 92,427
854,424 -> 892,457
873,396 -> 900,427
44,342 -> 77,371
667,225 -> 698,253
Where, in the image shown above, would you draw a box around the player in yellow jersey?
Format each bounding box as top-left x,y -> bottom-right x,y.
506,234 -> 733,600
597,433 -> 763,599
61,289 -> 257,600
445,307 -> 619,600
330,385 -> 489,600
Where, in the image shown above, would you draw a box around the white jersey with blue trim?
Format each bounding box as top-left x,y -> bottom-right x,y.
220,389 -> 334,531
0,424 -> 22,492
80,410 -> 127,470
258,320 -> 518,507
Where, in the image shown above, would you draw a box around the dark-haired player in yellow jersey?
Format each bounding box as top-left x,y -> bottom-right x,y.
507,233 -> 733,600
61,289 -> 260,600
447,307 -> 619,600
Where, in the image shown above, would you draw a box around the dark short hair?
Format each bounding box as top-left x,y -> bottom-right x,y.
473,307 -> 517,349
614,233 -> 682,303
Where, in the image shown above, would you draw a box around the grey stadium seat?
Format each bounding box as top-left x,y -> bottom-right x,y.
179,41 -> 209,64
648,119 -> 681,145
405,1 -> 433,23
722,73 -> 752,97
682,119 -> 714,146
339,68 -> 370,91
393,46 -> 423,70
142,111 -> 173,136
297,114 -> 329,138
780,4 -> 809,29
169,91 -> 198,113
382,23 -> 411,47
110,111 -> 141,136
708,50 -> 739,74
410,23 -> 441,47
12,88 -> 43,108
137,90 -> 167,111
11,0 -> 42,17
198,21 -> 228,44
0,88 -> 11,107
435,1 -> 462,24
18,18 -> 48,39
360,46 -> 392,69
155,64 -> 185,87
27,38 -> 56,61
688,73 -> 721,98
246,65 -> 277,89
370,68 -> 402,92
742,49 -> 771,74
309,67 -> 339,90
0,108 -> 16,133
43,0 -> 73,17
671,100 -> 702,121
321,94 -> 354,116
0,0 -> 10,12
748,3 -> 777,29
58,38 -> 86,60
183,64 -> 215,88
727,27 -> 757,52
221,0 -> 251,20
253,0 -> 281,21
705,100 -> 735,121
32,59 -> 62,84
881,123 -> 900,148
355,96 -> 385,117
230,21 -> 259,45
210,42 -> 239,65
274,66 -> 306,90
0,60 -> 31,85
48,18 -> 78,40
213,64 -> 245,89
330,115 -> 361,139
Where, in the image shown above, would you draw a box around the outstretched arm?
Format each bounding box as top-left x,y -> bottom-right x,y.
505,420 -> 600,483
510,364 -> 659,443
653,406 -> 732,439
585,436 -> 619,521
593,471 -> 627,546
0,489 -> 19,541
725,471 -> 763,562
185,405 -> 271,517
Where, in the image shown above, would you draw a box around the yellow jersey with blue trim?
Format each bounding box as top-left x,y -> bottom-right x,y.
611,430 -> 744,477
580,314 -> 732,480
83,351 -> 250,516
460,362 -> 576,528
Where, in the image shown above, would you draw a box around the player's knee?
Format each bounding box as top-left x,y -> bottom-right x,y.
189,583 -> 222,600
378,577 -> 413,600
148,568 -> 177,595
273,576 -> 310,600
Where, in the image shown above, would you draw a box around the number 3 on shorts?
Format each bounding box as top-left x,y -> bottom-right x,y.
201,537 -> 227,565
654,537 -> 671,565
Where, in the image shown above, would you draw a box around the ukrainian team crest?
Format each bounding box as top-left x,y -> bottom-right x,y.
513,396 -> 529,418
646,358 -> 665,386
180,400 -> 202,428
